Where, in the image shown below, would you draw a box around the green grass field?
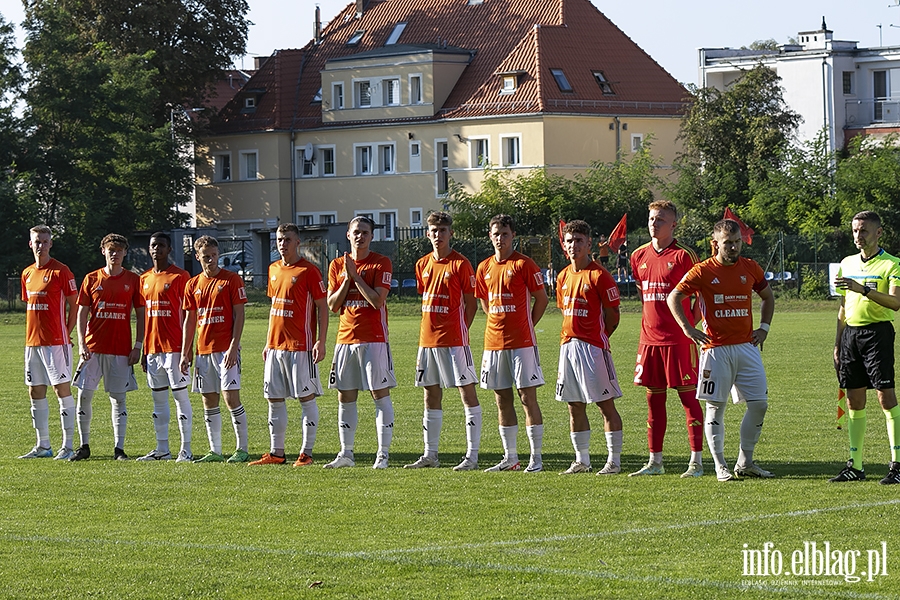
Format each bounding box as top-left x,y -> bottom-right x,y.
1,302 -> 898,599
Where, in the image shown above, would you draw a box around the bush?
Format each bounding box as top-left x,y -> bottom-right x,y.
799,265 -> 829,300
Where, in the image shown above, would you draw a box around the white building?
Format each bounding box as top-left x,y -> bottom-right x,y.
699,18 -> 900,152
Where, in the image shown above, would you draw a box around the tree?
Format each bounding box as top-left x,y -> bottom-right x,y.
745,39 -> 778,51
671,65 -> 801,232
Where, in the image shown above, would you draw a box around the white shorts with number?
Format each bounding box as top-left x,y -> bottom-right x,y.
329,343 -> 397,391
25,345 -> 73,387
145,352 -> 190,390
555,339 -> 622,404
480,347 -> 544,391
73,353 -> 138,393
192,351 -> 241,394
415,346 -> 478,388
696,343 -> 767,404
264,349 -> 323,399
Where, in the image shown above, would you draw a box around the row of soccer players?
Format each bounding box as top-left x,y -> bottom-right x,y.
20,202 -> 783,480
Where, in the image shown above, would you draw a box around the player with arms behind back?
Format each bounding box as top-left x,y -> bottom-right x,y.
20,225 -> 79,460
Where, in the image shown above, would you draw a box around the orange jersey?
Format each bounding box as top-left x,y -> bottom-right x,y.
556,262 -> 620,350
267,258 -> 327,351
475,251 -> 545,350
631,240 -> 699,345
21,258 -> 78,347
416,250 -> 476,348
183,269 -> 248,355
328,252 -> 392,344
140,264 -> 189,354
77,268 -> 142,356
675,256 -> 768,348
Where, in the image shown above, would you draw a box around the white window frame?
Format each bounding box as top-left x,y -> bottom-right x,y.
213,152 -> 232,182
410,208 -> 423,227
355,209 -> 398,241
499,135 -> 521,167
356,80 -> 372,108
410,141 -> 420,158
501,76 -> 517,94
383,79 -> 400,106
239,150 -> 259,180
631,133 -> 644,153
320,145 -> 336,177
296,211 -> 338,226
435,138 -> 449,196
379,143 -> 396,174
332,82 -> 344,109
469,137 -> 490,168
354,143 -> 374,175
409,74 -> 423,104
244,97 -> 256,109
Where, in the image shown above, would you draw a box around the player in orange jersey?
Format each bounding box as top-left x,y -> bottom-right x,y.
629,201 -> 705,478
137,232 -> 192,462
668,219 -> 775,482
475,214 -> 549,473
249,223 -> 328,467
181,236 -> 249,463
555,220 -> 624,474
20,225 -> 79,460
404,211 -> 482,471
325,216 -> 396,469
71,234 -> 144,461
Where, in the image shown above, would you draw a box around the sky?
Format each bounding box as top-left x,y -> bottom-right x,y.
1,0 -> 899,85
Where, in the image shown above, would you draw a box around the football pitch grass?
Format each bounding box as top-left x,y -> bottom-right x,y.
1,305 -> 898,599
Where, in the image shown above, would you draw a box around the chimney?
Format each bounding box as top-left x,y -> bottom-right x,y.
356,0 -> 364,19
314,6 -> 322,45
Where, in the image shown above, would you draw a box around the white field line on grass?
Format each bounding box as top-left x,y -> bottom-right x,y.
4,498 -> 899,599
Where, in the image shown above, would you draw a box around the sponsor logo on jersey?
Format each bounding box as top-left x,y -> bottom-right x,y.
710,278 -> 720,285
740,275 -> 747,284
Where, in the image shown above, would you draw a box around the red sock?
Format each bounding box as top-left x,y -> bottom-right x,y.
647,391 -> 667,453
679,388 -> 704,452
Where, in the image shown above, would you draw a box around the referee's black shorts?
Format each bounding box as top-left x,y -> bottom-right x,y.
838,321 -> 895,390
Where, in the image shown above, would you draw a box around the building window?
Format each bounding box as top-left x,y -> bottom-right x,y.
312,87 -> 322,103
410,75 -> 423,104
502,76 -> 517,94
380,211 -> 396,241
436,140 -> 449,195
297,212 -> 338,226
301,155 -> 315,177
240,150 -> 258,180
379,144 -> 395,174
550,68 -> 573,92
593,71 -> 615,94
321,147 -> 335,176
383,79 -> 400,106
470,138 -> 489,167
501,136 -> 520,166
356,145 -> 373,175
332,83 -> 344,109
631,134 -> 644,153
356,80 -> 371,107
843,72 -> 854,95
410,142 -> 420,157
347,29 -> 365,46
410,208 -> 423,227
244,97 -> 256,109
385,22 -> 406,46
214,154 -> 231,182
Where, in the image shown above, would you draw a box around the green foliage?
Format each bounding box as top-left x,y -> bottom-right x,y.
798,265 -> 829,300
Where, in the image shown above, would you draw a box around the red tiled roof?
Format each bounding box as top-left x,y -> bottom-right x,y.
212,0 -> 688,134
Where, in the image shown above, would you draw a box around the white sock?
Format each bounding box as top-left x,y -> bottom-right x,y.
76,389 -> 94,446
338,402 -> 358,456
151,389 -> 171,454
374,396 -> 394,456
690,450 -> 703,464
650,451 -> 663,464
705,402 -> 727,469
424,408 -> 442,458
30,397 -> 50,448
59,395 -> 75,450
605,430 -> 623,466
204,407 -> 222,455
172,388 -> 192,455
269,401 -> 288,453
110,393 -> 127,449
464,405 -> 482,461
300,399 -> 318,455
499,425 -> 518,461
738,401 -> 768,467
526,424 -> 543,464
230,404 -> 248,452
571,430 -> 591,466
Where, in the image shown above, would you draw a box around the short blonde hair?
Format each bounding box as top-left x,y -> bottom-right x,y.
193,235 -> 219,252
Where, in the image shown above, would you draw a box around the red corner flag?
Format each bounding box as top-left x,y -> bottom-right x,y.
723,207 -> 754,245
558,219 -> 568,257
837,388 -> 847,430
608,214 -> 628,252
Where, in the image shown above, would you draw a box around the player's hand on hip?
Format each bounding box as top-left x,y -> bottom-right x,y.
683,326 -> 709,347
751,328 -> 768,350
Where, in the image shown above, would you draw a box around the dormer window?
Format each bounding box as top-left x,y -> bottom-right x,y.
347,30 -> 365,46
502,76 -> 517,93
593,71 -> 615,95
385,22 -> 406,46
312,87 -> 322,103
550,68 -> 573,92
244,97 -> 256,109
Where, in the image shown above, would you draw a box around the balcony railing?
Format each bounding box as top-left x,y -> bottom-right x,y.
845,98 -> 900,128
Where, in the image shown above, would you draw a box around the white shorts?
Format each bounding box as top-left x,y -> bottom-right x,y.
555,339 -> 622,404
415,346 -> 478,388
696,343 -> 768,404
329,343 -> 397,391
480,347 -> 544,391
25,345 -> 73,387
193,352 -> 241,394
73,353 -> 138,394
145,352 -> 190,390
264,349 -> 323,399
